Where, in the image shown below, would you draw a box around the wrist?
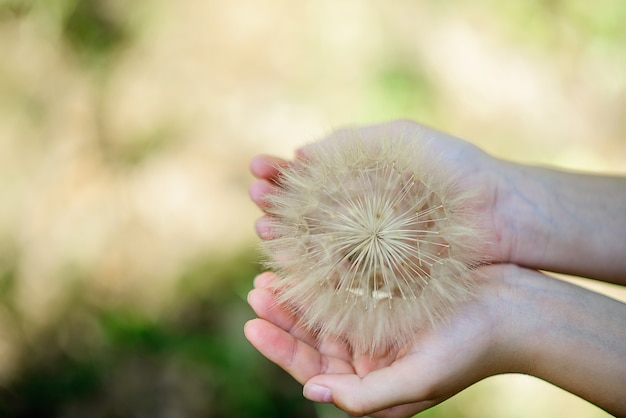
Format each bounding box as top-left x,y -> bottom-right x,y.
490,160 -> 553,266
491,159 -> 626,281
484,265 -> 626,415
475,264 -> 538,375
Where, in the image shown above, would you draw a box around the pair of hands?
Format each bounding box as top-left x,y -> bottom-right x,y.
246,266 -> 525,417
245,121 -> 626,417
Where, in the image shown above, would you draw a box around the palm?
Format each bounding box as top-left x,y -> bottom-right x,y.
245,266 -> 502,417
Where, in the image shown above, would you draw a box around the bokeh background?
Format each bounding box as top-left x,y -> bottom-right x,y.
1,0 -> 625,417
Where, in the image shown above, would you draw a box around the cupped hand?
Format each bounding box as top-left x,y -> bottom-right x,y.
244,265 -> 520,418
249,120 -> 515,264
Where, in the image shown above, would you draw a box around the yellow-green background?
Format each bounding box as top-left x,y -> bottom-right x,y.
0,0 -> 625,416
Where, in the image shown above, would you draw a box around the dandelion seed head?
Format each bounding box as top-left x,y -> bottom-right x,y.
262,130 -> 485,354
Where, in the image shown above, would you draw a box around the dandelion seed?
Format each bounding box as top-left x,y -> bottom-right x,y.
262,129 -> 485,355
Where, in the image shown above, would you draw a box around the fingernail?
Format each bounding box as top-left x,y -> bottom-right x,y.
303,384 -> 333,403
255,217 -> 274,239
295,147 -> 311,159
253,271 -> 275,288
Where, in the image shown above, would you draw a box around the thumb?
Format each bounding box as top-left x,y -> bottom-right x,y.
303,367 -> 428,417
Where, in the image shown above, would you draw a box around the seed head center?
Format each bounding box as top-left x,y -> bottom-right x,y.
301,164 -> 451,303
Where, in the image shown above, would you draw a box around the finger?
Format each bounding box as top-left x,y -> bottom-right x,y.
250,155 -> 289,180
250,273 -> 354,363
247,287 -> 297,333
247,285 -> 318,347
303,357 -> 429,417
255,216 -> 275,240
244,319 -> 353,386
249,179 -> 278,210
253,271 -> 277,288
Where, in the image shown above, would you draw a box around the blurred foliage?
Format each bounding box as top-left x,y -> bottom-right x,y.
0,0 -> 34,15
500,0 -> 626,45
62,0 -> 129,65
106,128 -> 177,168
0,0 -> 131,66
367,59 -> 438,122
0,251 -> 319,418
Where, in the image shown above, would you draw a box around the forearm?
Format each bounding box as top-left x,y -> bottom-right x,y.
497,161 -> 626,283
499,267 -> 626,416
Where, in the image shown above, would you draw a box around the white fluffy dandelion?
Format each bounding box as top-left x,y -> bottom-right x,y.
262,129 -> 485,355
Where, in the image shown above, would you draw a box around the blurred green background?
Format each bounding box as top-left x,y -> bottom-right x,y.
0,0 -> 625,416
